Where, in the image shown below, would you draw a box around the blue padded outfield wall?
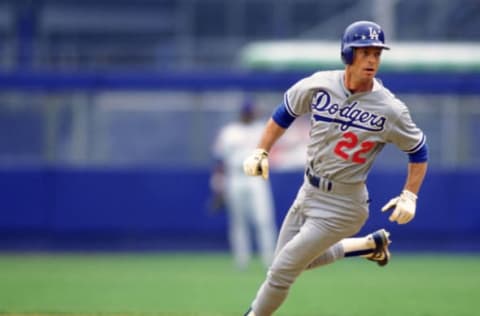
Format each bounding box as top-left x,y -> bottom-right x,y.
0,168 -> 479,252
0,70 -> 479,252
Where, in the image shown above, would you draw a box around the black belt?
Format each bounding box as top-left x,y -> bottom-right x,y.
306,168 -> 333,192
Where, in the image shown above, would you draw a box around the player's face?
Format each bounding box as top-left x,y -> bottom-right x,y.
351,47 -> 383,80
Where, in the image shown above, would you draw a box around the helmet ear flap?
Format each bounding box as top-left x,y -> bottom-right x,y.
341,46 -> 354,65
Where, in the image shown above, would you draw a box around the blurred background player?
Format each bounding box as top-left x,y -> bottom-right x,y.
210,98 -> 277,270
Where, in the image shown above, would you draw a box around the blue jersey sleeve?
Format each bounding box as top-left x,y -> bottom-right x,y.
272,103 -> 296,128
408,142 -> 428,163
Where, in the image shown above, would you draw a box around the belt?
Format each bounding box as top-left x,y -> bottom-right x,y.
305,168 -> 364,194
306,168 -> 333,192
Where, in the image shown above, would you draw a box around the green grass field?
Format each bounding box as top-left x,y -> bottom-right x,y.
0,252 -> 479,316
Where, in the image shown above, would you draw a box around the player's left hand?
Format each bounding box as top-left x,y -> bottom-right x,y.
381,190 -> 417,224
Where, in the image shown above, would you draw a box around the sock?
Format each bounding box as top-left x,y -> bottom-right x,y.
341,234 -> 376,258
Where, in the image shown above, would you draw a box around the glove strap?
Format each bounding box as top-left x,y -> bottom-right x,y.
401,190 -> 417,201
254,148 -> 268,157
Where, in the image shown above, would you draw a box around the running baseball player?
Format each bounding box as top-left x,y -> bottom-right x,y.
242,20 -> 428,316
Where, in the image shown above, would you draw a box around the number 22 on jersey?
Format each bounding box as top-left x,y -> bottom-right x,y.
334,131 -> 375,164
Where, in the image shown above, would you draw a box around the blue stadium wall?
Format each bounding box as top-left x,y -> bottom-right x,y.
1,167 -> 479,252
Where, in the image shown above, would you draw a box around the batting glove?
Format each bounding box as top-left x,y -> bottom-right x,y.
381,190 -> 417,224
243,149 -> 269,179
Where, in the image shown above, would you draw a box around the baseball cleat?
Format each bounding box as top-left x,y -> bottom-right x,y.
366,229 -> 391,267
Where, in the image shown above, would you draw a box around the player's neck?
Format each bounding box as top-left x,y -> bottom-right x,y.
343,70 -> 374,94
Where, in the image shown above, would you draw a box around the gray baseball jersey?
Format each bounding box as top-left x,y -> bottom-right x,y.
284,70 -> 425,184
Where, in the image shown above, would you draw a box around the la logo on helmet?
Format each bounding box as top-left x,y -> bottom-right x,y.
368,27 -> 379,40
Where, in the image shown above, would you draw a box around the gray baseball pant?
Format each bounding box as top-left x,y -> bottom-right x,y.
250,180 -> 369,316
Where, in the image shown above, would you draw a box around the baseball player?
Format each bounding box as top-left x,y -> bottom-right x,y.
211,99 -> 277,270
242,20 -> 428,316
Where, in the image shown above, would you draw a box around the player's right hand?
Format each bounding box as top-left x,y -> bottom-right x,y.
243,148 -> 269,179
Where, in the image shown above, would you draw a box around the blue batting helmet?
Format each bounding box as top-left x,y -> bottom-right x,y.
341,20 -> 390,65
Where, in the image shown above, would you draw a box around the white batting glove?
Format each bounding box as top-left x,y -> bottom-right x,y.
243,149 -> 269,179
381,190 -> 417,225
